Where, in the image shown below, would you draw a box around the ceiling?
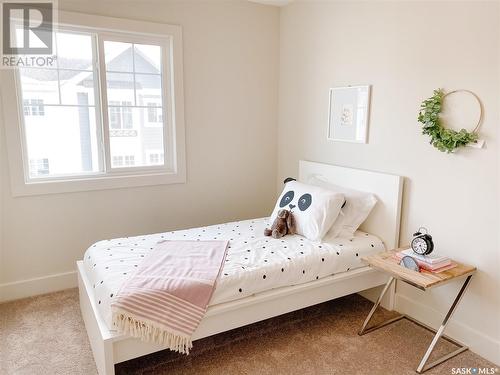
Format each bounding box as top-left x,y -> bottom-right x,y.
248,0 -> 294,6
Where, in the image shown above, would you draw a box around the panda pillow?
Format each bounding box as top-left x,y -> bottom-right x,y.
270,180 -> 345,242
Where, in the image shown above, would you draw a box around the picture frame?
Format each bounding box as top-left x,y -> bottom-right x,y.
327,85 -> 371,143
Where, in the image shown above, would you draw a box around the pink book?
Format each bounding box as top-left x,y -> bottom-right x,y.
422,262 -> 457,273
394,252 -> 455,272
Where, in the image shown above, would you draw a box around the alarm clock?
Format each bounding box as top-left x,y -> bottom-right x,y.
411,227 -> 434,255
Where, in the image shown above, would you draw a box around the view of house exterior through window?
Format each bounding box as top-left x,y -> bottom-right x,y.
18,29 -> 167,179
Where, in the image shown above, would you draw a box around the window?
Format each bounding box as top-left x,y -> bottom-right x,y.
18,30 -> 100,178
112,155 -> 135,167
147,102 -> 162,123
109,101 -> 122,129
148,151 -> 164,165
122,106 -> 133,129
17,30 -> 165,175
23,99 -> 45,116
29,158 -> 50,177
109,100 -> 133,130
103,39 -> 165,167
1,13 -> 186,196
124,155 -> 135,166
112,155 -> 123,167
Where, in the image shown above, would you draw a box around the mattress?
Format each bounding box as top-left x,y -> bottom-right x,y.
82,217 -> 384,330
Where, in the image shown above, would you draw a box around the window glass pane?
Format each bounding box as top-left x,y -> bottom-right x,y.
146,103 -> 162,124
109,101 -> 121,129
122,106 -> 133,129
56,32 -> 93,70
134,44 -> 161,73
60,69 -> 95,105
23,99 -> 45,116
104,40 -> 167,169
106,72 -> 135,104
19,68 -> 59,105
109,107 -> 164,167
112,155 -> 123,167
14,25 -> 57,62
108,101 -> 133,130
24,106 -> 99,177
148,151 -> 164,165
18,28 -> 101,180
124,155 -> 135,166
135,74 -> 162,107
29,158 -> 50,177
104,41 -> 133,72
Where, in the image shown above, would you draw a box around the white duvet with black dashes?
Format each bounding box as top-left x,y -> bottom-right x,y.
82,217 -> 384,330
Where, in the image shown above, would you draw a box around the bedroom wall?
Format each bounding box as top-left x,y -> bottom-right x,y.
0,0 -> 280,300
278,1 -> 500,364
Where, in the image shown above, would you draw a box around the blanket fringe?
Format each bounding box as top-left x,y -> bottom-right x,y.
112,312 -> 193,354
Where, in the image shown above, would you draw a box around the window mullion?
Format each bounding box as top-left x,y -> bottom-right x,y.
54,34 -> 62,104
131,43 -> 137,106
161,40 -> 173,171
96,34 -> 112,173
91,33 -> 105,174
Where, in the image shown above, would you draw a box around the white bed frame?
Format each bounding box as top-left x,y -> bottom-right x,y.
77,160 -> 403,375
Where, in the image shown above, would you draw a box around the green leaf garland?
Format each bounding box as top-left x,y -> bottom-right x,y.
417,89 -> 478,153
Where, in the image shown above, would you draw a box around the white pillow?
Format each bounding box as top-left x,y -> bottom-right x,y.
308,175 -> 377,239
270,180 -> 345,242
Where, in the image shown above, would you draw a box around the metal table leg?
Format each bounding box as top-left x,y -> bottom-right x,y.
358,277 -> 404,335
358,275 -> 473,373
416,275 -> 472,373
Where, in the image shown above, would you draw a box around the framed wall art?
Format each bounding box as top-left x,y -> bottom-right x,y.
327,85 -> 371,143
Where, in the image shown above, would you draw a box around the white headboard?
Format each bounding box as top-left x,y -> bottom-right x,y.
299,160 -> 403,249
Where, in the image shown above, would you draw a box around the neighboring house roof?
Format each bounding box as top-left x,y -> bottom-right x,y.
21,57 -> 90,81
21,46 -> 160,86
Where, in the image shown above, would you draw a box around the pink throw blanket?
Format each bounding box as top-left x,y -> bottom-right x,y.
111,240 -> 229,353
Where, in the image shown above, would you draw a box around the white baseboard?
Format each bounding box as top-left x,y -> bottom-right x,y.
395,293 -> 500,366
0,270 -> 77,303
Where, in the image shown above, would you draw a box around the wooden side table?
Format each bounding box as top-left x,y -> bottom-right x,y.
358,248 -> 476,373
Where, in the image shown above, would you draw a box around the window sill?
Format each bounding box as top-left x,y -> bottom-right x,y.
10,171 -> 186,197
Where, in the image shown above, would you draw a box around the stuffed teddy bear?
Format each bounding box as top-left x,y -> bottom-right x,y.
264,209 -> 296,239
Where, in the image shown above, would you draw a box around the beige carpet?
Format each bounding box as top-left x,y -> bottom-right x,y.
0,289 -> 495,375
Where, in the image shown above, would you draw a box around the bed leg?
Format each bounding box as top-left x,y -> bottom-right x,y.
78,264 -> 116,375
91,340 -> 115,375
85,326 -> 115,375
98,341 -> 115,375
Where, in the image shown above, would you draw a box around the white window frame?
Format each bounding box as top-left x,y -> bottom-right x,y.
1,11 -> 186,197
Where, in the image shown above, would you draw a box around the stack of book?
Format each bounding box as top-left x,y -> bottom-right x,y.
394,248 -> 457,273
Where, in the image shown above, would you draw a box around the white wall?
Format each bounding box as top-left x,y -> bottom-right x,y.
0,0 -> 280,299
278,1 -> 499,364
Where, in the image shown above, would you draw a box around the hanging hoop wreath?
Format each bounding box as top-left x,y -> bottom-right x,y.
417,89 -> 483,153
